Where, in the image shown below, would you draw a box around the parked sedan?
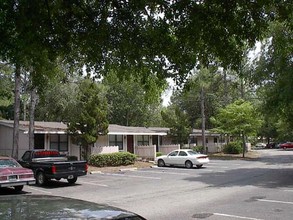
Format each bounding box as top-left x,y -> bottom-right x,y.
0,156 -> 35,192
280,142 -> 293,150
155,149 -> 209,168
0,194 -> 146,219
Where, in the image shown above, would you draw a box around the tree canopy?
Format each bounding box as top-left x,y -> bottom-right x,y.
1,1 -> 288,84
211,99 -> 262,137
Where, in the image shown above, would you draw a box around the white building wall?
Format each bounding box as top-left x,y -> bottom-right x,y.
96,135 -> 108,146
0,125 -> 29,159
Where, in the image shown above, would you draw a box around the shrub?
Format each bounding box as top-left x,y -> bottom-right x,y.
223,142 -> 242,154
88,152 -> 136,167
156,152 -> 163,157
192,146 -> 204,153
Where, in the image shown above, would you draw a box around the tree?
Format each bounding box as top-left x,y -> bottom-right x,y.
103,71 -> 166,126
0,62 -> 14,119
1,1 -> 290,158
211,99 -> 262,157
161,106 -> 192,147
251,20 -> 293,131
1,1 -> 287,83
67,79 -> 109,159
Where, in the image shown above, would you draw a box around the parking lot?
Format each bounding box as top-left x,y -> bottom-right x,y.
2,149 -> 293,219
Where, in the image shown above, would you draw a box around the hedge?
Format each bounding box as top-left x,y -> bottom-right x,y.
88,152 -> 136,167
223,142 -> 242,154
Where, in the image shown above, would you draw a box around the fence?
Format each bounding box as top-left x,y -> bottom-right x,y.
158,144 -> 180,155
134,145 -> 156,160
91,145 -> 119,154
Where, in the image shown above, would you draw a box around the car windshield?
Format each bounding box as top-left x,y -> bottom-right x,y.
0,159 -> 20,168
187,150 -> 200,155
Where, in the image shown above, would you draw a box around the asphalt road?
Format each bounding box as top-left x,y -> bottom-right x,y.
7,149 -> 293,219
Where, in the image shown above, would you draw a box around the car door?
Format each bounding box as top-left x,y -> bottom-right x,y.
177,151 -> 188,166
165,151 -> 179,165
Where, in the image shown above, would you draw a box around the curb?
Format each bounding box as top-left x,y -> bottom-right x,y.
89,171 -> 103,174
119,167 -> 138,172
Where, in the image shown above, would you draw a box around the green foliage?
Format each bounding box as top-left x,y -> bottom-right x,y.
161,106 -> 192,146
1,1 -> 288,86
251,20 -> 293,138
0,63 -> 14,119
67,79 -> 109,158
192,146 -> 204,153
156,152 -> 163,157
223,142 -> 242,154
103,71 -> 166,126
211,99 -> 262,137
88,152 -> 136,167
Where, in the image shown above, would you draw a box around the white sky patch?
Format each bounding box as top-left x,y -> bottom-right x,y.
162,78 -> 175,106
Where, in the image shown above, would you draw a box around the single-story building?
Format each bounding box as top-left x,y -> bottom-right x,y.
0,120 -> 226,160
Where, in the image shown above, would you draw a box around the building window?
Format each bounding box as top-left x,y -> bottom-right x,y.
206,138 -> 208,144
137,135 -> 149,146
109,135 -> 123,151
50,134 -> 68,152
214,137 -> 218,143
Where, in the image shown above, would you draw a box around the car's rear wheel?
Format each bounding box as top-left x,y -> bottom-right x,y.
185,160 -> 193,169
36,171 -> 47,186
14,185 -> 24,192
157,159 -> 165,167
67,177 -> 77,184
196,164 -> 203,168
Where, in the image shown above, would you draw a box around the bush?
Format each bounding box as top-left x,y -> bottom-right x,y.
156,152 -> 163,157
192,146 -> 204,153
223,142 -> 242,154
88,152 -> 136,167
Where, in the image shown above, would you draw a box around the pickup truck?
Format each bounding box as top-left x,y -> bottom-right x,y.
18,150 -> 88,186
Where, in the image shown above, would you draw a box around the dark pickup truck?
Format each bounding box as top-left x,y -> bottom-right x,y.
18,150 -> 88,186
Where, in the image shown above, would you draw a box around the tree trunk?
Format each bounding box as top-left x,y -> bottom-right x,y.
200,86 -> 207,153
223,70 -> 228,105
242,131 -> 246,158
12,65 -> 21,159
29,87 -> 37,150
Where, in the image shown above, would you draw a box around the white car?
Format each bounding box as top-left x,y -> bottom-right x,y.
155,149 -> 209,169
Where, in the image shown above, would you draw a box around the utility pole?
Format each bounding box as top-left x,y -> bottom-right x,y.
200,86 -> 207,154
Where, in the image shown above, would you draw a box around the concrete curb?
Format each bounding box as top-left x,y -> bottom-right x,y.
119,167 -> 138,172
89,171 -> 103,174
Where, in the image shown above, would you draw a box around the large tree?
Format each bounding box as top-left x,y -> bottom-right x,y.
211,99 -> 262,157
161,106 -> 192,147
67,79 -> 109,159
103,71 -> 166,127
251,20 -> 293,133
0,0 -> 290,157
1,1 -> 287,82
0,62 -> 14,119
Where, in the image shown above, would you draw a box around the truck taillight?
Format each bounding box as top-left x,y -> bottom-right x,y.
52,165 -> 57,174
85,163 -> 88,172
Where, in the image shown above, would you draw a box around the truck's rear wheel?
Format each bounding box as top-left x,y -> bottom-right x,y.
67,177 -> 77,184
36,171 -> 47,186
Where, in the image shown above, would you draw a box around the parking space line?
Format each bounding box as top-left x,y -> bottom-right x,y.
214,213 -> 263,220
257,198 -> 293,205
103,173 -> 161,180
283,189 -> 293,192
78,181 -> 109,187
137,170 -> 191,176
207,165 -> 229,168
